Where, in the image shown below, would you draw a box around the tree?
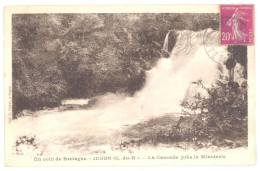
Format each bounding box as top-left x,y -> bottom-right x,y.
227,45 -> 247,79
12,50 -> 67,118
12,13 -> 222,118
181,80 -> 248,147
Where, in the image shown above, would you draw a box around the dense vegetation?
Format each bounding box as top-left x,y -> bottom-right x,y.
12,13 -> 248,150
12,13 -> 219,118
120,82 -> 247,150
120,45 -> 248,149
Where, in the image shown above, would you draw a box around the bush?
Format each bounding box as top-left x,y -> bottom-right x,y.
12,50 -> 67,118
180,80 -> 248,147
12,13 -> 220,118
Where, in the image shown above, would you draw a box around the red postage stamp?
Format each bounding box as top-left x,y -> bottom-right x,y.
220,5 -> 254,45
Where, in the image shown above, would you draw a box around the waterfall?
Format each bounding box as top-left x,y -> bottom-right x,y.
95,29 -> 229,126
162,31 -> 171,52
12,29 -> 229,155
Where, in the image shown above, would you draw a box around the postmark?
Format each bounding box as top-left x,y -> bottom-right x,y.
202,29 -> 227,65
220,5 -> 254,45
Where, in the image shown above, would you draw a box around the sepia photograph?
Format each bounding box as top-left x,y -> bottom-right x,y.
4,5 -> 255,166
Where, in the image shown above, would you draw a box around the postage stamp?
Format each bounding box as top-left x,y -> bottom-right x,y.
220,5 -> 254,45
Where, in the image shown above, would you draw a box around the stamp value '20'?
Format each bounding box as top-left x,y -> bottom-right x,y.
220,5 -> 254,45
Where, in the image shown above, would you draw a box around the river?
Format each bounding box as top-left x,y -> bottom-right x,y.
12,29 -> 229,156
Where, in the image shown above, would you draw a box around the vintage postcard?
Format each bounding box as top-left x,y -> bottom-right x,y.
4,5 -> 255,166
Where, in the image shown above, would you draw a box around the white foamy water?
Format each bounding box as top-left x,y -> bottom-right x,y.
61,99 -> 90,105
12,29 -> 229,155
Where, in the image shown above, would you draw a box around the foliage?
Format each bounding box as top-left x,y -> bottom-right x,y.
119,80 -> 248,150
12,13 -> 219,118
12,50 -> 67,118
120,43 -> 248,149
180,80 -> 248,147
227,45 -> 247,78
13,135 -> 42,156
178,45 -> 248,148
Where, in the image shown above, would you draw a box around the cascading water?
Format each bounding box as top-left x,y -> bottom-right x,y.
12,28 -> 229,155
162,31 -> 171,52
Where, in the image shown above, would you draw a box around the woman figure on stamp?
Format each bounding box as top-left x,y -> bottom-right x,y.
226,8 -> 248,42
